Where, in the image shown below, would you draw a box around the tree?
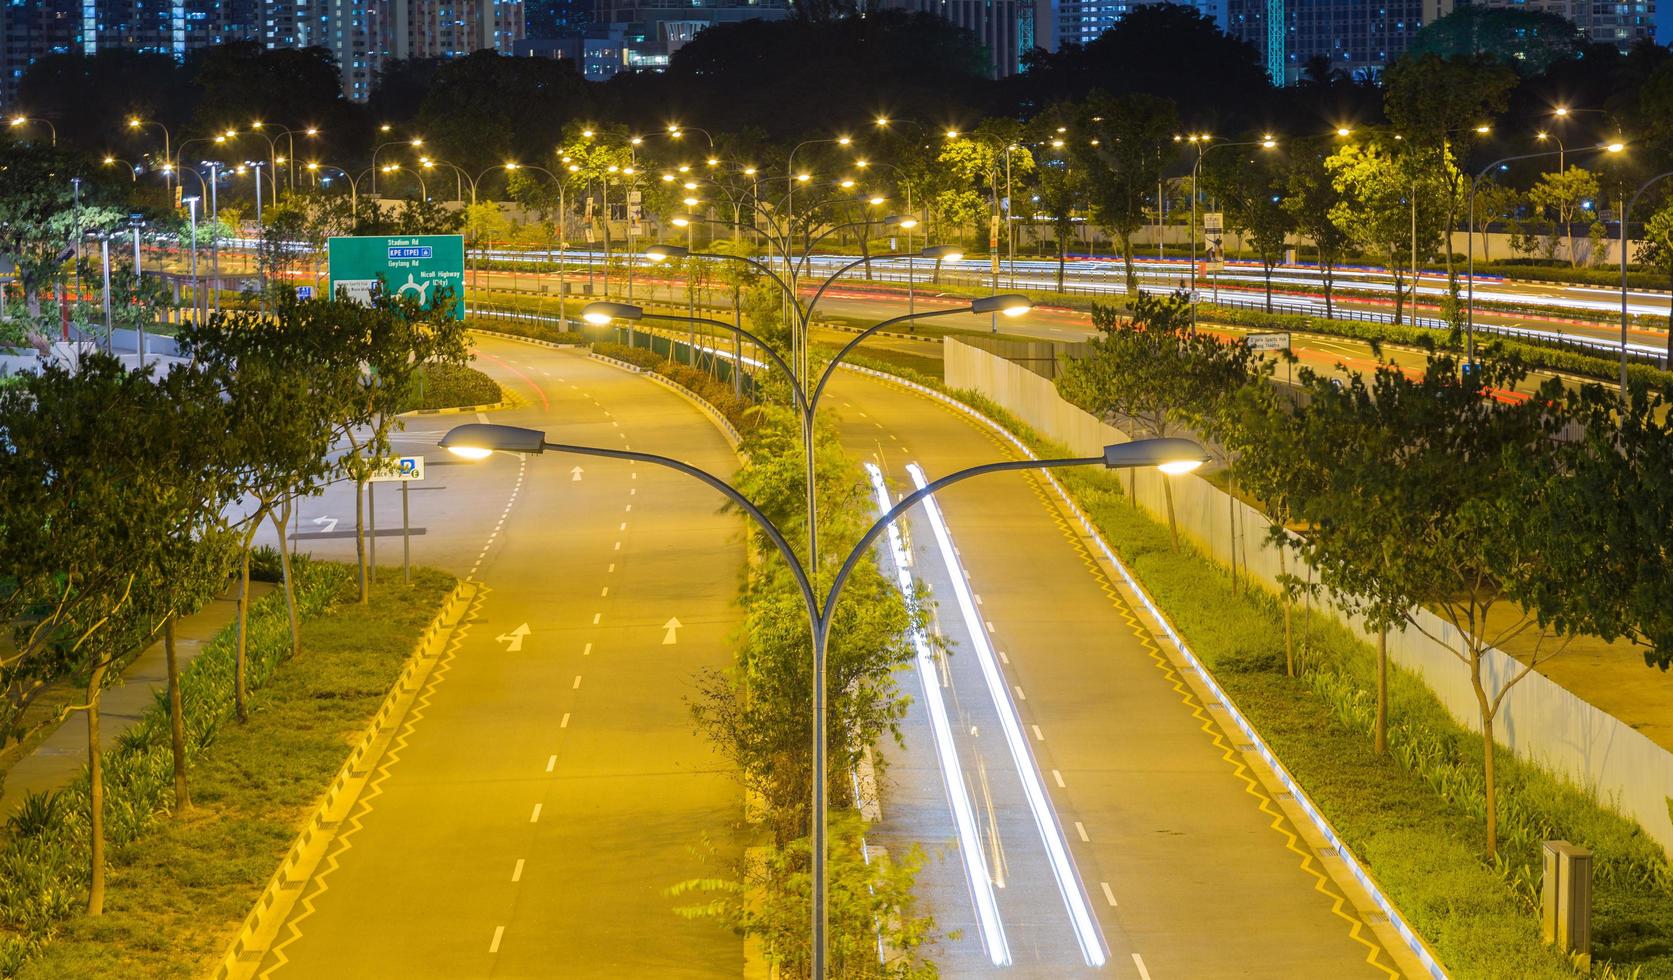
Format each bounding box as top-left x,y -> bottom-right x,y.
0,141 -> 122,324
1203,145 -> 1294,311
1471,180 -> 1523,262
1407,7 -> 1585,74
1527,166 -> 1600,265
1056,292 -> 1254,546
1288,353 -> 1576,855
0,354 -> 234,912
1326,140 -> 1446,325
1383,54 -> 1516,325
938,122 -> 1036,272
1029,151 -> 1084,291
1076,93 -> 1178,295
1283,139 -> 1352,318
1634,201 -> 1673,359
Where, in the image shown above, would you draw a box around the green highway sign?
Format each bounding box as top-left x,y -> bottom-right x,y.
327,234 -> 465,319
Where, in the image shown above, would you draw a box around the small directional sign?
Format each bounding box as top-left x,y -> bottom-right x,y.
1244,331 -> 1291,352
496,623 -> 531,652
371,455 -> 425,482
662,618 -> 682,645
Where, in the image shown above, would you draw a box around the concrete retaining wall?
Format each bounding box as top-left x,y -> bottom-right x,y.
945,337 -> 1673,855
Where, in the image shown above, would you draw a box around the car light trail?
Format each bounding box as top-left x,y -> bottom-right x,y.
905,462 -> 1107,968
864,462 -> 1010,966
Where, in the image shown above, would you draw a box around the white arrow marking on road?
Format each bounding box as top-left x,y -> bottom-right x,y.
570,466 -> 584,482
662,617 -> 682,645
496,623 -> 531,652
312,516 -> 338,534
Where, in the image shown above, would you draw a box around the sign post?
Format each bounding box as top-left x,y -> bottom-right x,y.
327,235 -> 465,319
1203,212 -> 1226,273
371,455 -> 426,584
1245,331 -> 1293,386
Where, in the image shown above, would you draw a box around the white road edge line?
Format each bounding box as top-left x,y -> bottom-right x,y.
864,462 -> 1010,967
910,461 -> 1106,969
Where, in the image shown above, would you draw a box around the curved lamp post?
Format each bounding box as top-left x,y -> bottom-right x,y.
532,290 -> 1204,979
437,418 -> 1204,979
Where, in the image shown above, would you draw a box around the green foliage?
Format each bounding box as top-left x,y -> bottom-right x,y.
400,362 -> 503,412
1074,93 -> 1177,295
590,342 -> 756,434
0,560 -> 351,969
668,814 -> 941,978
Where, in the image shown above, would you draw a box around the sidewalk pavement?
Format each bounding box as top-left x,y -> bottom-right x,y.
0,583 -> 272,819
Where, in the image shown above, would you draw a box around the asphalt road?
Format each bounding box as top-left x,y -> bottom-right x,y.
253,336 -> 746,977
825,367 -> 1412,978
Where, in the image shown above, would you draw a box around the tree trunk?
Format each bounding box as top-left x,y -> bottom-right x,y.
355,476 -> 369,604
236,535 -> 252,723
1324,260 -> 1335,320
1120,230 -> 1137,295
1480,690 -> 1500,858
1392,258 -> 1405,326
165,617 -> 189,814
271,501 -> 300,658
1280,544 -> 1294,677
1128,467 -> 1137,508
1263,261 -> 1274,313
1162,476 -> 1179,550
1375,628 -> 1388,755
1057,232 -> 1067,292
86,662 -> 108,915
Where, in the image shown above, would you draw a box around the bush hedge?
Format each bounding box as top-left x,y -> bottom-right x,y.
400,362 -> 502,412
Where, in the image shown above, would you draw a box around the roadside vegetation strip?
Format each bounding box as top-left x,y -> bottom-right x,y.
837,361 -> 1673,979
1,566 -> 456,980
397,362 -> 504,413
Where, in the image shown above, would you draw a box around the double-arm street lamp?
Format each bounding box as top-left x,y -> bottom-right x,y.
1177,133 -> 1278,330
441,281 -> 1208,978
1466,141 -> 1623,365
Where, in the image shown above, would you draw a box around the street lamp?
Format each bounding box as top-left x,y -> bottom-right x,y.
1620,168 -> 1672,395
1180,134 -> 1279,330
102,156 -> 140,182
1467,141 -> 1623,365
9,115 -> 56,146
438,339 -> 1205,980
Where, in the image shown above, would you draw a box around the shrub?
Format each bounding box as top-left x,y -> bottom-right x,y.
400,362 -> 502,412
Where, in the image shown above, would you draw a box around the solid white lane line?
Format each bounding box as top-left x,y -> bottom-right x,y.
863,462 -> 1010,966
1075,821 -> 1090,842
489,926 -> 505,953
545,755 -> 556,772
512,859 -> 525,882
1101,882 -> 1118,907
908,463 -> 1105,968
1132,952 -> 1153,980
572,676 -> 582,689
560,713 -> 570,728
529,804 -> 542,823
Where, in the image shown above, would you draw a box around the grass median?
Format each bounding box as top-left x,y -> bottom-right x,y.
6,565 -> 456,980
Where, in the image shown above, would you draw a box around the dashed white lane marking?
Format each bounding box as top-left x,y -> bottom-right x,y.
1014,685 -> 1027,702
614,541 -> 621,551
624,504 -> 632,512
529,804 -> 542,823
545,755 -> 556,772
1075,821 -> 1090,842
631,472 -> 636,480
592,612 -> 602,624
1101,882 -> 1118,907
974,593 -> 983,605
984,621 -> 995,633
489,926 -> 505,953
572,676 -> 582,690
560,713 -> 570,728
600,586 -> 609,597
607,564 -> 615,573
1132,953 -> 1153,980
1032,725 -> 1045,742
583,642 -> 593,655
619,522 -> 627,531
1052,769 -> 1066,788
630,488 -> 637,496
998,650 -> 1010,665
512,859 -> 525,882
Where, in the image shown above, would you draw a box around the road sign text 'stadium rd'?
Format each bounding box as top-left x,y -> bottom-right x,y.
327,235 -> 465,319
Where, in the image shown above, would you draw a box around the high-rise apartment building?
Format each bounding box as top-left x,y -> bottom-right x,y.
878,0 -> 1031,77
1221,0 -> 1438,83
0,0 -> 525,106
1471,0 -> 1654,50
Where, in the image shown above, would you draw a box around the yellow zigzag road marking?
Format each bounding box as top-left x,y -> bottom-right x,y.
260,584 -> 487,979
860,372 -> 1399,979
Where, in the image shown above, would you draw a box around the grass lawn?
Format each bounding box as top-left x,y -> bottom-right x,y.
9,568 -> 455,980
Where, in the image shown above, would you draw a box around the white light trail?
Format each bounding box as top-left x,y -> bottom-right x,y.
863,462 -> 1010,966
906,462 -> 1107,968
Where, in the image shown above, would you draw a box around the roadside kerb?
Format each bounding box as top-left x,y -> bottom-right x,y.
212,580 -> 477,980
